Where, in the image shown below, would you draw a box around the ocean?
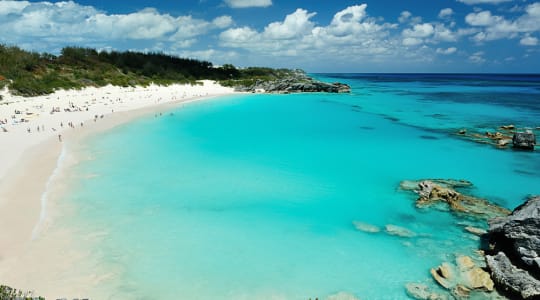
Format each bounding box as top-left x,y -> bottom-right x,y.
54,74 -> 540,299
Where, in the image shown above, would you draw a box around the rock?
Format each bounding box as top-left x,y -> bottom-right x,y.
488,196 -> 540,274
464,267 -> 494,291
464,226 -> 488,236
385,224 -> 417,238
352,221 -> 380,233
400,179 -> 510,220
457,255 -> 476,271
485,196 -> 540,299
405,283 -> 448,300
512,131 -> 536,150
497,139 -> 512,147
452,284 -> 471,298
405,283 -> 431,300
240,74 -> 351,94
326,291 -> 360,300
431,263 -> 454,289
486,252 -> 540,299
499,125 -> 515,130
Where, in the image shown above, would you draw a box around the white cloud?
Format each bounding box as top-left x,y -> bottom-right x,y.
402,23 -> 434,38
433,24 -> 458,41
464,3 -> 540,44
436,47 -> 457,54
263,8 -> 316,39
520,36 -> 539,45
219,26 -> 259,47
398,11 -> 412,23
402,37 -> 423,46
220,4 -> 402,63
457,0 -> 512,5
92,8 -> 177,40
0,1 -> 232,53
469,51 -> 486,63
0,0 -> 30,15
224,0 -> 272,8
465,11 -> 503,26
212,15 -> 233,28
438,8 -> 454,19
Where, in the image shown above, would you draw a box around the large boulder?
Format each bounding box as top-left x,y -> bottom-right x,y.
485,196 -> 540,299
488,196 -> 540,275
513,131 -> 536,150
486,252 -> 540,299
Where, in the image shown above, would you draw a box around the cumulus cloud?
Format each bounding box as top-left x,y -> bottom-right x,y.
0,0 -> 232,54
220,4 -> 402,63
465,3 -> 540,43
402,37 -> 423,46
0,0 -> 30,15
224,0 -> 272,8
520,36 -> 539,45
465,11 -> 503,26
212,15 -> 233,28
438,8 -> 454,19
403,23 -> 435,38
436,47 -> 457,54
263,9 -> 316,39
398,11 -> 412,23
457,0 -> 512,5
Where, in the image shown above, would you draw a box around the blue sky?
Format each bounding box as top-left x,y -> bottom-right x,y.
1,0 -> 539,72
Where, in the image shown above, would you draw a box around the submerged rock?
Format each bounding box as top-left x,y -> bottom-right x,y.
405,283 -> 449,300
430,255 -> 495,298
464,226 -> 488,236
399,179 -> 510,220
385,224 -> 417,238
352,221 -> 380,233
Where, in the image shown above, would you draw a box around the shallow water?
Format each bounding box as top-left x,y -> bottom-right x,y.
56,74 -> 539,299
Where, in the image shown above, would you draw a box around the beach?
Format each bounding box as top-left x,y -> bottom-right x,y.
0,81 -> 236,298
0,74 -> 538,299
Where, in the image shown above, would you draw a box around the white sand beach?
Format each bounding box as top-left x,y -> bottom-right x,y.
0,81 -> 236,298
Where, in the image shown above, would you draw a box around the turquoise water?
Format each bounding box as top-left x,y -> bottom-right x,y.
58,75 -> 539,299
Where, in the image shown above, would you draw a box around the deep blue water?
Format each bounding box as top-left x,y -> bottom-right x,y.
54,74 -> 540,299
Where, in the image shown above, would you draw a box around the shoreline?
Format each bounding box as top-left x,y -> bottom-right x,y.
0,81 -> 237,298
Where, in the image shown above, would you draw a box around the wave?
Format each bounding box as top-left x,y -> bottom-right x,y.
31,143 -> 67,240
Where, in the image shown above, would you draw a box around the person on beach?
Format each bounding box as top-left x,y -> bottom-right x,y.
58,134 -> 62,142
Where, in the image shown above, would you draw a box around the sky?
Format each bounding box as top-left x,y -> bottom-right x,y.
0,0 -> 539,72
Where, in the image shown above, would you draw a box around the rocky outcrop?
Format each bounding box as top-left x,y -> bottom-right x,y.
513,131 -> 537,150
456,125 -> 538,151
486,252 -> 540,299
235,75 -> 351,94
485,196 -> 540,299
400,179 -> 511,220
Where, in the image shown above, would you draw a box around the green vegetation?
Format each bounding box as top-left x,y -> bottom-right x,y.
0,44 -> 298,97
0,285 -> 44,300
